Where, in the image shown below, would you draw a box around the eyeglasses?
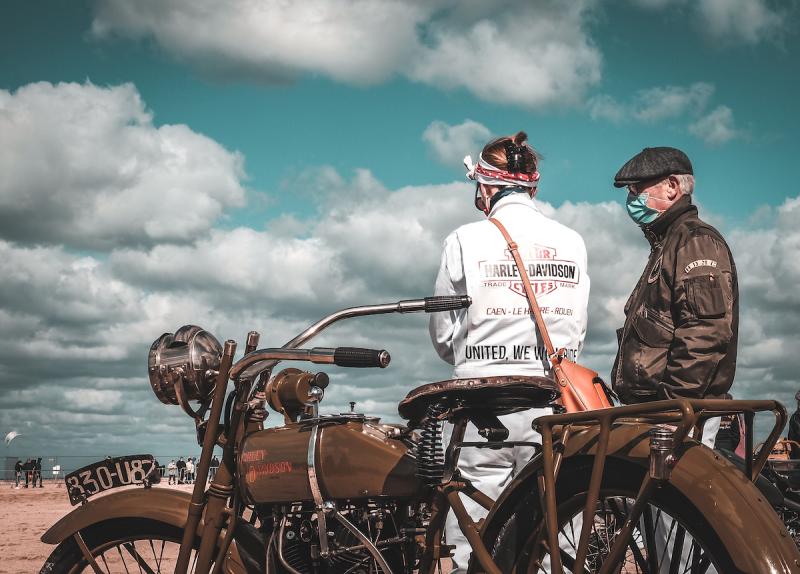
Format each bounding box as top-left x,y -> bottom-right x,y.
627,177 -> 665,195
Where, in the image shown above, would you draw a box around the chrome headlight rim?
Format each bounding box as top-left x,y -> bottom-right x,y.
148,325 -> 223,408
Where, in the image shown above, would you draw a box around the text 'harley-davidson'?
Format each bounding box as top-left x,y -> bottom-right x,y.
39,295 -> 800,574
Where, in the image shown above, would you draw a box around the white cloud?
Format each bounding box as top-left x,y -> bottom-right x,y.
63,389 -> 124,412
632,83 -> 714,122
92,0 -> 430,85
408,2 -> 602,108
423,120 -> 492,167
697,0 -> 785,44
628,0 -> 785,44
587,94 -> 626,123
90,0 -> 603,109
588,82 -> 714,124
628,0 -> 681,8
0,82 -> 247,249
587,83 -> 743,146
688,105 -> 743,146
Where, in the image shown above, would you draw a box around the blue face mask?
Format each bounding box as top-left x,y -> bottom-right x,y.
626,192 -> 661,225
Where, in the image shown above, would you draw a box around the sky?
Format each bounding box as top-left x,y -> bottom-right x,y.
1,0 -> 798,460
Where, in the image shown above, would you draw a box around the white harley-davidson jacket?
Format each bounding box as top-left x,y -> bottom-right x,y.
430,193 -> 590,378
430,192 -> 590,573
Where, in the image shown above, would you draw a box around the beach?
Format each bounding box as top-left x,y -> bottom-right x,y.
0,482 -> 195,574
0,482 -> 453,573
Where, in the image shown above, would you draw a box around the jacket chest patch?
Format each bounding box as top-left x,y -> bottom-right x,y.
684,259 -> 717,274
647,254 -> 663,284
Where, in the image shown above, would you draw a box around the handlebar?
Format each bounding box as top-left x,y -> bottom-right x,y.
333,347 -> 391,368
395,295 -> 472,314
232,296 -> 471,388
230,347 -> 391,380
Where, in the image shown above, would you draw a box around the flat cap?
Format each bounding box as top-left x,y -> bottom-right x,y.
614,147 -> 693,188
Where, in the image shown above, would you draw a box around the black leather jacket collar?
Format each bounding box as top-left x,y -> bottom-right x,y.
642,195 -> 695,246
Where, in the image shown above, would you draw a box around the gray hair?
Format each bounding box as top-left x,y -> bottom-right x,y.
674,174 -> 695,196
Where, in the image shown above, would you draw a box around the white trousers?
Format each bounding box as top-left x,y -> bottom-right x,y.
444,408 -> 551,574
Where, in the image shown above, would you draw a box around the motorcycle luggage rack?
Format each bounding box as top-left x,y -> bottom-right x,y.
532,398 -> 786,574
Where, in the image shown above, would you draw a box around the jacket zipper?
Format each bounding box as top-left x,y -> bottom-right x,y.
615,243 -> 663,386
642,305 -> 673,332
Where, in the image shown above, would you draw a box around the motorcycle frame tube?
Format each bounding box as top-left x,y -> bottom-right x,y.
175,339 -> 237,574
230,347 -> 339,380
306,422 -> 330,557
210,376 -> 255,574
471,398 -> 798,574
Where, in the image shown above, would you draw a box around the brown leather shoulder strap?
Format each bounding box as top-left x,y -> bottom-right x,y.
489,218 -> 556,359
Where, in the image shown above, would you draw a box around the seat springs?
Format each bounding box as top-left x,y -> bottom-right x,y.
416,401 -> 447,486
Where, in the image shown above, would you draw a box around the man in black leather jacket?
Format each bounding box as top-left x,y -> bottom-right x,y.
611,147 -> 739,430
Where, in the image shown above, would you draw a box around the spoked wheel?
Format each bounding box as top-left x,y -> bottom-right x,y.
491,458 -> 737,574
40,518 -> 204,574
546,496 -> 719,573
776,507 -> 800,551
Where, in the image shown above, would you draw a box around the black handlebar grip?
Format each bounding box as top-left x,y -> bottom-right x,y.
423,295 -> 472,313
333,347 -> 391,368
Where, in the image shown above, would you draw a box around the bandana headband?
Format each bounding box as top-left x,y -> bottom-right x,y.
464,153 -> 540,189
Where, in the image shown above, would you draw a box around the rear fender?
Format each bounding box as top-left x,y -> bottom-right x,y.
479,422 -> 800,573
41,487 -> 193,544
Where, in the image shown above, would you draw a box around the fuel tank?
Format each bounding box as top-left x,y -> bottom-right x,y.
239,417 -> 420,504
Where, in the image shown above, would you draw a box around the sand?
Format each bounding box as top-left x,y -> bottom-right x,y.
0,482 -> 453,573
0,481 -> 196,574
1,482 -> 78,574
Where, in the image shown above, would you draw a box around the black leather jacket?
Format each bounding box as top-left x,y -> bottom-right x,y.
612,196 -> 739,403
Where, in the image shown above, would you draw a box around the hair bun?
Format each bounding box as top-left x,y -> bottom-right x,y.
513,131 -> 528,146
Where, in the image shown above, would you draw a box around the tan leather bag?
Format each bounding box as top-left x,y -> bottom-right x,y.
489,218 -> 613,412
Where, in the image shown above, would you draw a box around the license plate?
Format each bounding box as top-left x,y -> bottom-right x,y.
64,454 -> 156,505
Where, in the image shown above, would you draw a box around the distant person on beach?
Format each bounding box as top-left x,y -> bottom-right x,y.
185,457 -> 195,484
22,458 -> 33,488
209,455 -> 219,480
14,460 -> 22,489
167,460 -> 177,484
33,458 -> 43,487
176,457 -> 186,484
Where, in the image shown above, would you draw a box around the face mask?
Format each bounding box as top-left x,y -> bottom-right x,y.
626,192 -> 662,225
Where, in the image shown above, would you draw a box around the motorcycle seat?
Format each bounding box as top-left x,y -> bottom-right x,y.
398,375 -> 559,423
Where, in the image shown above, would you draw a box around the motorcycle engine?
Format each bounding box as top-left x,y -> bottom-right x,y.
278,501 -> 415,574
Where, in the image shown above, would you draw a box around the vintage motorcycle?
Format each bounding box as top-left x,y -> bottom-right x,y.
39,295 -> 800,573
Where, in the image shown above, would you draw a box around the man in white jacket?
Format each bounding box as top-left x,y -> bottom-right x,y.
429,131 -> 590,573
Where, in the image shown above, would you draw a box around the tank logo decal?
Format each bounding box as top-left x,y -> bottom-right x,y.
241,449 -> 267,462
246,461 -> 293,482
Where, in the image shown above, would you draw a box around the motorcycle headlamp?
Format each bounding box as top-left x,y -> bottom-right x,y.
148,325 -> 222,406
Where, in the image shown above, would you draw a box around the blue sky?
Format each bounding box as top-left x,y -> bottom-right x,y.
1,0 -> 798,458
